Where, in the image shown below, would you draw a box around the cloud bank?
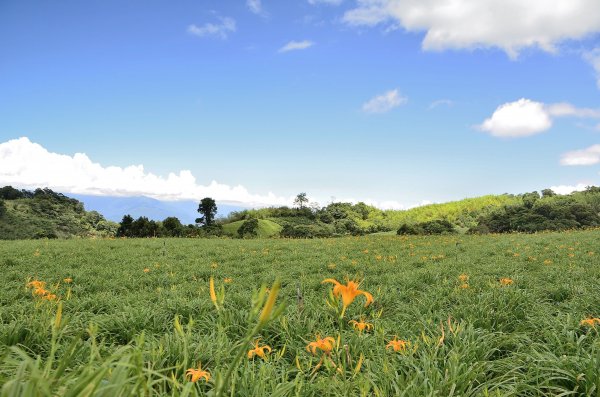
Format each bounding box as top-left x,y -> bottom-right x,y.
362,89 -> 407,113
0,137 -> 291,207
549,183 -> 590,195
478,99 -> 600,137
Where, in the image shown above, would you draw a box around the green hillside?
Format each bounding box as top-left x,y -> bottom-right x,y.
221,188 -> 600,237
0,187 -> 117,239
221,194 -> 522,237
222,219 -> 282,238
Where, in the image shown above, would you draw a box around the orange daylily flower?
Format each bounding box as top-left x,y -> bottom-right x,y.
499,278 -> 513,286
386,337 -> 410,352
26,280 -> 46,290
43,294 -> 58,301
322,278 -> 373,317
143,268 -> 150,273
186,363 -> 211,382
306,336 -> 336,355
580,317 -> 600,327
458,274 -> 469,283
33,288 -> 49,296
349,319 -> 373,333
63,277 -> 73,283
247,339 -> 272,359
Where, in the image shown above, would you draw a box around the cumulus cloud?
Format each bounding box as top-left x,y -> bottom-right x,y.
583,48 -> 600,89
549,183 -> 590,195
362,89 -> 407,114
187,17 -> 236,39
479,99 -> 600,138
278,40 -> 315,53
343,0 -> 600,58
560,144 -> 600,166
0,137 -> 295,207
479,99 -> 552,137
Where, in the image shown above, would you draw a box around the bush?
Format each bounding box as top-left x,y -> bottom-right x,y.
397,219 -> 456,235
238,218 -> 259,238
280,224 -> 335,238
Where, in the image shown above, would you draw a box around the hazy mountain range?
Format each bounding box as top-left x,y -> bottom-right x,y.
69,194 -> 245,225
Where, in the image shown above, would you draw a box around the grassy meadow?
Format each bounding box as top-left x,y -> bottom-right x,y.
2,230 -> 600,396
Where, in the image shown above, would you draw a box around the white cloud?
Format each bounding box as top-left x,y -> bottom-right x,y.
343,0 -> 600,58
429,99 -> 454,109
546,103 -> 600,118
187,17 -> 236,39
560,144 -> 600,166
278,40 -> 315,53
549,183 -> 590,195
308,0 -> 343,5
0,137 -> 293,207
362,89 -> 407,113
583,48 -> 600,89
479,99 -> 552,137
479,99 -> 600,138
247,0 -> 265,15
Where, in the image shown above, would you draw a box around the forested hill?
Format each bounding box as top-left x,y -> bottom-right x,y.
221,188 -> 600,238
221,193 -> 522,237
0,186 -> 117,239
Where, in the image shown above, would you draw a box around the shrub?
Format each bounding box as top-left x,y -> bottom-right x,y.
238,218 -> 259,238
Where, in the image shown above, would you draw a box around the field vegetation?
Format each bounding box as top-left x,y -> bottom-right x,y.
2,230 -> 600,395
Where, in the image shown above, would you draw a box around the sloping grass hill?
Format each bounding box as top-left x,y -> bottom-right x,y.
222,219 -> 283,238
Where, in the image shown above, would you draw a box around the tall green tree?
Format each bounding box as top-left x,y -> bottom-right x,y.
197,197 -> 217,227
294,193 -> 309,209
117,214 -> 134,237
163,216 -> 184,236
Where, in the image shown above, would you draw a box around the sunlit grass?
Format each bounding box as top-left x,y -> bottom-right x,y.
1,230 -> 600,395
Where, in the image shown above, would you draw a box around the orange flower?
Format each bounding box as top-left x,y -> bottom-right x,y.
306,336 -> 336,355
33,288 -> 49,296
63,277 -> 73,283
224,278 -> 233,283
43,294 -> 58,301
459,283 -> 469,289
143,268 -> 150,273
186,363 -> 210,382
247,339 -> 272,359
499,278 -> 513,286
458,274 -> 469,283
580,318 -> 600,327
322,278 -> 373,317
26,280 -> 46,290
349,319 -> 373,333
386,337 -> 410,352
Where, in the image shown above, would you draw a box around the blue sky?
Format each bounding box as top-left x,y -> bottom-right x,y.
1,0 -> 600,208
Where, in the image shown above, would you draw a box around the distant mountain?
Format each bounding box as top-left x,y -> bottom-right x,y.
69,194 -> 245,224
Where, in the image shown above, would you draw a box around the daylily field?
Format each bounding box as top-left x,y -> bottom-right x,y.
2,230 -> 600,396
